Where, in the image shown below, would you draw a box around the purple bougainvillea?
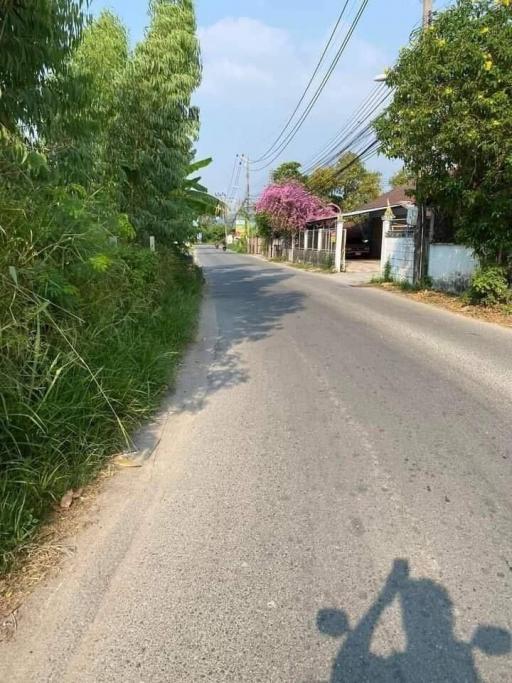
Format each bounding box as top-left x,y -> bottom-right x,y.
255,182 -> 337,232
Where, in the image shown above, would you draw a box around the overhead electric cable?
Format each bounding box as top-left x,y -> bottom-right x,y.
302,84 -> 384,170
251,0 -> 371,172
251,0 -> 354,164
226,154 -> 239,198
303,86 -> 391,172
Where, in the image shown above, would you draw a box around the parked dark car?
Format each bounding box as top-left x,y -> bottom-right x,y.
346,223 -> 370,257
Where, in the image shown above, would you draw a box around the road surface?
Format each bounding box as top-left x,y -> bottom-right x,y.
2,246 -> 512,682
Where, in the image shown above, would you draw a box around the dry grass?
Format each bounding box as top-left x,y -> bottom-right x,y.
0,462 -> 116,642
375,283 -> 512,328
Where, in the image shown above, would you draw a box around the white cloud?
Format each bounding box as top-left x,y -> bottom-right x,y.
195,15 -> 398,194
198,17 -> 302,97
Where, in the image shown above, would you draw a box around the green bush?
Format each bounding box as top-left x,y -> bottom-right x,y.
0,0 -> 206,572
229,238 -> 247,254
201,223 -> 227,244
468,266 -> 510,306
0,187 -> 202,570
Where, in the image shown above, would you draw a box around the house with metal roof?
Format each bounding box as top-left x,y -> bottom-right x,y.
341,186 -> 416,260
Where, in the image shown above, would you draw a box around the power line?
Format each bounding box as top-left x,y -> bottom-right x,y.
228,157 -> 243,209
331,138 -> 382,180
251,0 -> 371,172
302,84 -> 385,170
251,0 -> 354,164
252,0 -> 369,171
303,86 -> 391,173
226,154 -> 239,199
308,96 -> 389,171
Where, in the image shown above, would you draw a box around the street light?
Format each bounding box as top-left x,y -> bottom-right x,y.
373,73 -> 388,83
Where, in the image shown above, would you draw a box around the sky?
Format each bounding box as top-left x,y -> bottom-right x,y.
90,0 -> 453,201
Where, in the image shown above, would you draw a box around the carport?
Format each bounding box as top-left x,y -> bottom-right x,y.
341,187 -> 415,261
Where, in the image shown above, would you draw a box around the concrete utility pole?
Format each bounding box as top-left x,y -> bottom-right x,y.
244,155 -> 250,239
423,0 -> 433,29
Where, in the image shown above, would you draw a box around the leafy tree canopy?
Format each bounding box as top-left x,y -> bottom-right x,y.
0,0 -> 88,132
306,152 -> 381,212
271,161 -> 307,185
44,10 -> 129,186
375,0 -> 512,263
256,182 -> 336,232
389,167 -> 415,189
116,0 -> 203,243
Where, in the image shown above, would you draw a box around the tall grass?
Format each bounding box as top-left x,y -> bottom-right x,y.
0,186 -> 202,571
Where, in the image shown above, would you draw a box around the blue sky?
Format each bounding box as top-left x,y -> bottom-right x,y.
90,0 -> 452,199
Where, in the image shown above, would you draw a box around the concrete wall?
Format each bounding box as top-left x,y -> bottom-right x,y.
428,244 -> 478,292
382,236 -> 415,283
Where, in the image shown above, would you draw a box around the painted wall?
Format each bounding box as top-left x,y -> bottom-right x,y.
382,236 -> 415,283
428,244 -> 478,292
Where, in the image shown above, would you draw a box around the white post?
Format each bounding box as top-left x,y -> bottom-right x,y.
304,229 -> 309,251
290,233 -> 295,262
334,218 -> 344,272
149,236 -> 156,252
317,228 -> 324,252
341,228 -> 347,272
381,218 -> 390,274
381,203 -> 395,275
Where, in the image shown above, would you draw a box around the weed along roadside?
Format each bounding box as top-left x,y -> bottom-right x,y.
0,245 -> 202,576
370,262 -> 512,329
0,0 -> 213,583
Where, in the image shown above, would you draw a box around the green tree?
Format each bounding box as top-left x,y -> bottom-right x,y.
0,1 -> 209,567
389,167 -> 415,189
117,0 -> 202,245
44,11 -> 129,187
307,152 -> 381,211
375,0 -> 512,264
271,161 -> 306,185
0,0 -> 87,133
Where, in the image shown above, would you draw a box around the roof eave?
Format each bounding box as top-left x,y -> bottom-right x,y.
341,201 -> 414,219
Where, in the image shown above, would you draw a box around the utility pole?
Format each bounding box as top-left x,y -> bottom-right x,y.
423,0 -> 432,29
414,0 -> 434,284
243,155 -> 250,240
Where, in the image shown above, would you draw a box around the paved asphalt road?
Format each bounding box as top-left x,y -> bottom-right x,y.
2,246 -> 512,682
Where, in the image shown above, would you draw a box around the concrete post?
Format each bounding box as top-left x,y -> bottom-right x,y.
149,236 -> 156,252
381,203 -> 395,275
381,218 -> 390,274
304,229 -> 309,251
334,218 -> 344,272
317,228 -> 324,252
290,232 -> 295,262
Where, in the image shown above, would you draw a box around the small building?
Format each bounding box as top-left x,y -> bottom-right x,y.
342,186 -> 478,288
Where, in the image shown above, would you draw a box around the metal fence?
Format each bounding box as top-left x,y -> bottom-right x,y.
246,227 -> 341,270
247,236 -> 265,255
290,248 -> 334,268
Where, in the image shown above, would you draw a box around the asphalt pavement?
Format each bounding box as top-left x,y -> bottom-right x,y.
1,245 -> 511,682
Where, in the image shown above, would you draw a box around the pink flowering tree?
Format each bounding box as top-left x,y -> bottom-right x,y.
255,182 -> 336,233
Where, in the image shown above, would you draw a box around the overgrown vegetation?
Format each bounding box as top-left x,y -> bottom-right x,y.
376,0 -> 512,269
201,222 -> 228,244
0,1 -> 211,570
270,154 -> 381,212
467,266 -> 510,306
228,238 -> 248,254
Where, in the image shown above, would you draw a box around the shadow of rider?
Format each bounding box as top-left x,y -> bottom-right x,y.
317,559 -> 511,682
